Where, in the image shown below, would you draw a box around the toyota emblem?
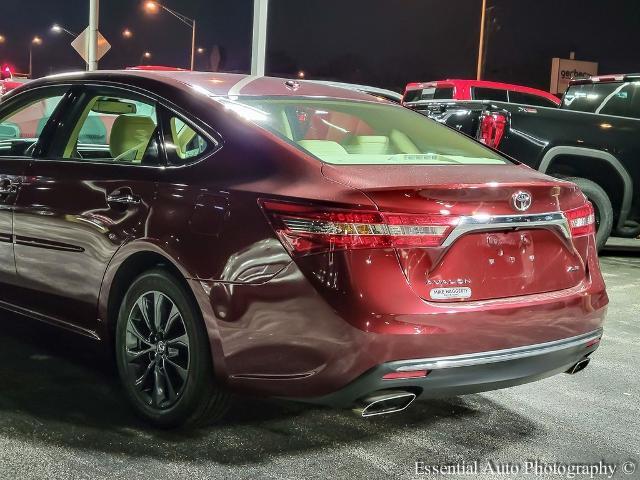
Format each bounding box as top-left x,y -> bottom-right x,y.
511,191 -> 532,212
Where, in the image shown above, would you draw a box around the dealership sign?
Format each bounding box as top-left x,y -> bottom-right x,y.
550,58 -> 598,94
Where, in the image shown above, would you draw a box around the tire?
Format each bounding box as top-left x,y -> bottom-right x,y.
115,268 -> 229,428
566,177 -> 613,251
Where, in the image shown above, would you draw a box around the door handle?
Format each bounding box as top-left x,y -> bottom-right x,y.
107,191 -> 141,206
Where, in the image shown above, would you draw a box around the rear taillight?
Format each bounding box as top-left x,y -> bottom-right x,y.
261,200 -> 458,256
565,203 -> 596,238
478,112 -> 507,148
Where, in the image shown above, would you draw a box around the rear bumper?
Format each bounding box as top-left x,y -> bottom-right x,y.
301,329 -> 603,408
189,251 -> 607,400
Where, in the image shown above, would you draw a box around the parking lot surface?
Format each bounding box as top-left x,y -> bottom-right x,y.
0,253 -> 638,480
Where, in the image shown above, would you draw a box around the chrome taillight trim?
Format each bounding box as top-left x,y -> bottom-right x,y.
280,210 -> 574,247
440,212 -> 571,247
281,218 -> 449,237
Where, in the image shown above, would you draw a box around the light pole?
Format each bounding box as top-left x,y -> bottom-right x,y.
122,28 -> 133,39
140,51 -> 152,64
476,0 -> 487,80
88,0 -> 99,71
144,1 -> 196,70
51,24 -> 78,38
29,36 -> 43,79
251,0 -> 269,76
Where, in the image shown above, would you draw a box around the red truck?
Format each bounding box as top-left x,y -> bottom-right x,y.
403,79 -> 560,108
0,66 -> 29,96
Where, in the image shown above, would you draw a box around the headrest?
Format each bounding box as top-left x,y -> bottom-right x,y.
110,115 -> 156,159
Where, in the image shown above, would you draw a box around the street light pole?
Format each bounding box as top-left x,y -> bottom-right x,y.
88,0 -> 99,71
28,36 -> 42,79
476,0 -> 487,80
190,20 -> 196,71
51,25 -> 78,38
145,2 -> 196,70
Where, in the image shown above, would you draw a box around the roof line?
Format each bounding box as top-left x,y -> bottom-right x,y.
228,75 -> 263,96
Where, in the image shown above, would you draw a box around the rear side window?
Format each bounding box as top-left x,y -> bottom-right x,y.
597,84 -> 637,118
232,97 -> 509,166
472,87 -> 508,102
403,86 -> 453,102
561,82 -> 640,118
508,91 -> 558,108
165,116 -> 213,165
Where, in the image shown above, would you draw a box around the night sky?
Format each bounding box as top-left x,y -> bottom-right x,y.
1,0 -> 639,92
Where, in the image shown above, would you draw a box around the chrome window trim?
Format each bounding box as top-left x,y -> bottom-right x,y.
395,329 -> 602,371
441,211 -> 571,248
20,80 -> 223,170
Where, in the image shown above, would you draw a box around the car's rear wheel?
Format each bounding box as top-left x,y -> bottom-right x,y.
115,268 -> 229,428
566,177 -> 613,251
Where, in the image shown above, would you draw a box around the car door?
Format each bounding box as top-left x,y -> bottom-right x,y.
12,84 -> 162,334
0,86 -> 69,307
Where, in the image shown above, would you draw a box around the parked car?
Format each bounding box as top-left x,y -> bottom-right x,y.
405,74 -> 640,249
403,79 -> 561,108
0,71 -> 607,427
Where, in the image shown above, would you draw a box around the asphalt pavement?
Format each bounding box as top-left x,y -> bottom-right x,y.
0,252 -> 638,480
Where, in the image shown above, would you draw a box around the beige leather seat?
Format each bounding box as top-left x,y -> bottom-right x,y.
298,140 -> 348,157
110,115 -> 156,162
344,135 -> 391,154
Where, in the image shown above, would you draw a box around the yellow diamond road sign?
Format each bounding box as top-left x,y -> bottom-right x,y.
71,27 -> 111,63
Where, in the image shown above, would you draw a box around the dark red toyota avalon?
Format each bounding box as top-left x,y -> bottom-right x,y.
0,71 -> 607,427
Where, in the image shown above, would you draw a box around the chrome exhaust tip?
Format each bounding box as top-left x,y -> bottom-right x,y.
566,357 -> 590,375
354,390 -> 417,417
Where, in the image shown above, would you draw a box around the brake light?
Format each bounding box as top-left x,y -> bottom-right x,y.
478,112 -> 507,148
261,200 -> 459,256
565,203 -> 596,238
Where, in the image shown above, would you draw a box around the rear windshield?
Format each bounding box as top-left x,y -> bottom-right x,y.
403,86 -> 454,103
563,82 -> 640,119
230,97 -> 508,166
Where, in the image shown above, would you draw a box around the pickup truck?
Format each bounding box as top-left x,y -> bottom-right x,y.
404,74 -> 640,249
0,67 -> 29,96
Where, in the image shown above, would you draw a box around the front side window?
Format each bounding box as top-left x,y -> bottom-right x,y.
62,93 -> 158,164
230,97 -> 509,166
508,91 -> 559,108
0,90 -> 65,157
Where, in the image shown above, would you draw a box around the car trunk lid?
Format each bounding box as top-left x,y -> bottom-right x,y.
322,163 -> 589,302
